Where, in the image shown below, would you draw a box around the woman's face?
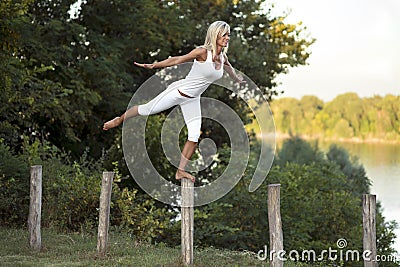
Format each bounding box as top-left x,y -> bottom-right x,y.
217,30 -> 230,48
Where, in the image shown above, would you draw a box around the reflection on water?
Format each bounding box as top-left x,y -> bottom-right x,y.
277,139 -> 400,253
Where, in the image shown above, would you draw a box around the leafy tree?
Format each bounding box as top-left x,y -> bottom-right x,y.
268,93 -> 400,141
0,140 -> 30,226
333,118 -> 354,138
1,0 -> 314,160
275,136 -> 324,166
299,95 -> 324,136
326,144 -> 370,196
271,97 -> 302,134
1,0 -> 106,155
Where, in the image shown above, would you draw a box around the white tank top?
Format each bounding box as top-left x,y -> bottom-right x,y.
174,50 -> 224,97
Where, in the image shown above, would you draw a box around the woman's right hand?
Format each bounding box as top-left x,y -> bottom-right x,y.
134,62 -> 155,69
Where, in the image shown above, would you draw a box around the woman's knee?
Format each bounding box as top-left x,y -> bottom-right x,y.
187,133 -> 200,143
187,125 -> 201,142
186,116 -> 201,142
137,104 -> 151,116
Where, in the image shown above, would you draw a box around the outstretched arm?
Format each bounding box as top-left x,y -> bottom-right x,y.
134,48 -> 205,69
223,55 -> 245,84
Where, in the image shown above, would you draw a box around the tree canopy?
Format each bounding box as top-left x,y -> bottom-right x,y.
1,0 -> 314,157
268,93 -> 400,142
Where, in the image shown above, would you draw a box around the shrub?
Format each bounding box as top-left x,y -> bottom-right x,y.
0,140 -> 30,226
0,139 -> 175,243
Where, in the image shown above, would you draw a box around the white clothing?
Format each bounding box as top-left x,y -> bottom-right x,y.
137,49 -> 224,142
138,89 -> 201,142
175,50 -> 224,97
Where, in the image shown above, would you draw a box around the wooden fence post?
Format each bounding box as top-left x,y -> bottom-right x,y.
181,178 -> 194,266
28,165 -> 42,251
362,194 -> 377,267
268,184 -> 284,267
97,171 -> 114,258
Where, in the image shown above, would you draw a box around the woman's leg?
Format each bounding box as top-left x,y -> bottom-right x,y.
103,88 -> 201,183
175,141 -> 197,182
103,89 -> 182,130
175,97 -> 201,183
103,106 -> 139,130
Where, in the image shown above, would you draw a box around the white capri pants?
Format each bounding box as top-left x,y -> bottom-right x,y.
137,88 -> 201,142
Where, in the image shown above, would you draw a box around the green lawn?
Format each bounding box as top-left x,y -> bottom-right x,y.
0,227 -> 314,266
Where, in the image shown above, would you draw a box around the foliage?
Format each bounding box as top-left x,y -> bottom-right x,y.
268,93 -> 400,142
326,144 -> 370,196
111,164 -> 176,243
275,135 -> 324,166
0,140 -> 174,242
193,160 -> 363,252
0,0 -> 313,159
41,155 -> 103,230
189,137 -> 398,266
0,140 -> 30,226
376,202 -> 399,263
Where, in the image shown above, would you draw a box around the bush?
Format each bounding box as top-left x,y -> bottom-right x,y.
112,186 -> 175,243
0,139 -> 175,243
41,157 -> 103,230
0,140 -> 30,226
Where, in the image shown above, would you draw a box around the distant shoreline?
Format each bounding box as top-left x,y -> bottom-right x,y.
264,93 -> 400,146
258,133 -> 400,145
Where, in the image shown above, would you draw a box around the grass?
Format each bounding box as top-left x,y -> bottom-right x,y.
0,227 -> 313,266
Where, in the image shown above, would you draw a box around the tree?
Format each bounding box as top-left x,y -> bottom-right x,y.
275,136 -> 324,166
1,0 -> 314,158
271,98 -> 302,134
326,144 -> 370,196
266,93 -> 400,141
0,0 -> 318,209
299,95 -> 324,136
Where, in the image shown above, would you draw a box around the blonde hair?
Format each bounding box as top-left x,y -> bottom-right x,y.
203,21 -> 230,58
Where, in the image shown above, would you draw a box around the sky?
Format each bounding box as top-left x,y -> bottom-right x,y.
267,0 -> 400,101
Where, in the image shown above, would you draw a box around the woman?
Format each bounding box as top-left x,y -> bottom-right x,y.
103,21 -> 244,183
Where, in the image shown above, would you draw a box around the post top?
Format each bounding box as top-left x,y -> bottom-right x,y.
268,183 -> 281,187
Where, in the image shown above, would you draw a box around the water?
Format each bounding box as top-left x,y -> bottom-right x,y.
321,141 -> 400,253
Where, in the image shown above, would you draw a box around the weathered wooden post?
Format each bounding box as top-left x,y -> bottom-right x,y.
97,171 -> 114,258
28,165 -> 42,251
181,178 -> 194,266
362,194 -> 377,267
268,184 -> 284,267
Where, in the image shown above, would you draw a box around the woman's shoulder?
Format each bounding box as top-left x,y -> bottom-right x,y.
193,46 -> 209,53
191,46 -> 209,61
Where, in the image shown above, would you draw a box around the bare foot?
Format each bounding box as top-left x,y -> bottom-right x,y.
175,169 -> 195,183
103,117 -> 122,130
